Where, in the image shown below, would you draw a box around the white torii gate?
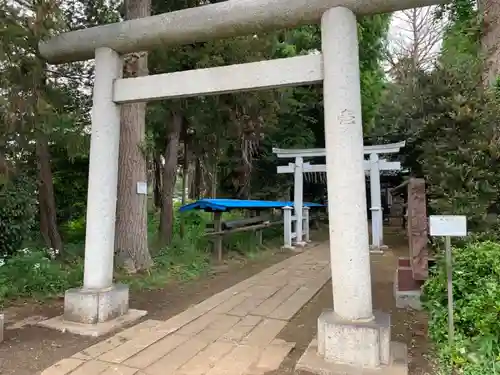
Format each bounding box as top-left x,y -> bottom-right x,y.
38,0 -> 446,372
274,142 -> 406,251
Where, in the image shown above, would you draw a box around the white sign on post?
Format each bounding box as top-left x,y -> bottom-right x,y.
429,215 -> 467,237
429,214 -> 467,354
136,181 -> 148,195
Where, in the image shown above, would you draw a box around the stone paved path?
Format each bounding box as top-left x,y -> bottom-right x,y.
42,244 -> 331,375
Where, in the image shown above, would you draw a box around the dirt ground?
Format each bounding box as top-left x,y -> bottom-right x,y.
0,228 -> 432,375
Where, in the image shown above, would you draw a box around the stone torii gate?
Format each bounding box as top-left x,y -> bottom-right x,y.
274,141 -> 406,251
38,0 -> 446,373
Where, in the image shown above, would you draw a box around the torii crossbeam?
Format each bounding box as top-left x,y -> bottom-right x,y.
38,0 -> 448,373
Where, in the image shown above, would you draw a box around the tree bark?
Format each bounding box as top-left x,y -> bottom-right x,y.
190,158 -> 202,200
0,151 -> 8,179
36,135 -> 63,254
211,162 -> 217,199
153,151 -> 163,210
181,141 -> 189,205
480,0 -> 500,85
180,134 -> 190,238
115,0 -> 153,273
159,111 -> 182,246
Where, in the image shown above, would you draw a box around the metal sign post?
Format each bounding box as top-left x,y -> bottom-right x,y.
444,235 -> 454,344
429,215 -> 467,346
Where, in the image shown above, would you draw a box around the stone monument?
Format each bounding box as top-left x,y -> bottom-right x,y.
394,178 -> 429,311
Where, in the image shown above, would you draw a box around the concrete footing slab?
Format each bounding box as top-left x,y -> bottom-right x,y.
37,283 -> 147,337
296,339 -> 408,375
38,309 -> 147,337
394,289 -> 422,310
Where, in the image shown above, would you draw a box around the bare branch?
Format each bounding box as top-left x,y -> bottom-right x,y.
386,5 -> 445,80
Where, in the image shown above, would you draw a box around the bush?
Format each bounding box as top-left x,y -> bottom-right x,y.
60,216 -> 87,243
422,241 -> 500,374
0,248 -> 83,305
0,175 -> 38,258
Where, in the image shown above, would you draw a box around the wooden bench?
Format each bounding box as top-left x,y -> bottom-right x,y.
206,214 -> 281,261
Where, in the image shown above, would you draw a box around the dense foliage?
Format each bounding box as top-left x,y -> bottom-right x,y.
423,241 -> 500,374
0,175 -> 38,258
371,1 -> 500,234
371,1 -> 500,374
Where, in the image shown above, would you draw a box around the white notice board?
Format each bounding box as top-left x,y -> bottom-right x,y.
429,215 -> 467,237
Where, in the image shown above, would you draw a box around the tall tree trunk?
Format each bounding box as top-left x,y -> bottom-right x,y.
211,162 -> 217,199
153,151 -> 162,210
180,137 -> 190,238
0,150 -> 10,184
480,0 -> 500,85
115,0 -> 153,273
159,111 -> 182,246
209,134 -> 219,199
181,142 -> 189,205
190,158 -> 202,200
36,135 -> 63,254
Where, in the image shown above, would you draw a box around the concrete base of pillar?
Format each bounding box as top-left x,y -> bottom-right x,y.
0,313 -> 4,343
64,283 -> 129,324
296,339 -> 408,375
37,284 -> 147,337
369,245 -> 388,254
318,310 -> 391,367
295,309 -> 407,375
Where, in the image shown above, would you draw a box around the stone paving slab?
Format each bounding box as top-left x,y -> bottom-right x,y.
41,243 -> 331,375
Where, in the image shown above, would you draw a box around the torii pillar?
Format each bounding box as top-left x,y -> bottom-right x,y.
297,7 -> 408,374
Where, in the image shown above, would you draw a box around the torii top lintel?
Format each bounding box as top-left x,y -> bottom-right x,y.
273,141 -> 406,159
40,0 -> 448,64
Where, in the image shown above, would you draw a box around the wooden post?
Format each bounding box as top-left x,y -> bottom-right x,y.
256,228 -> 263,246
213,211 -> 223,261
252,210 -> 263,246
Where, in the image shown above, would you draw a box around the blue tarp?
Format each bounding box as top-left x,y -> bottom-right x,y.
179,199 -> 324,213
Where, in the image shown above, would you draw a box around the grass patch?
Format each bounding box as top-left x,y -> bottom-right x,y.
0,205 -> 283,307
